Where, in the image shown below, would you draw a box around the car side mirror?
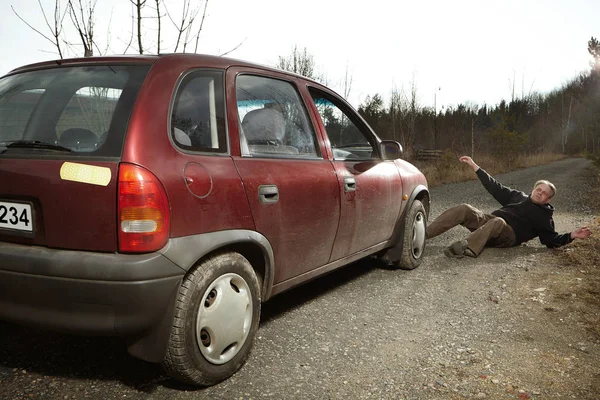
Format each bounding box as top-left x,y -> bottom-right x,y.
380,140 -> 402,160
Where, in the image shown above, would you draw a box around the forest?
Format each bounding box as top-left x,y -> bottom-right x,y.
356,38 -> 600,162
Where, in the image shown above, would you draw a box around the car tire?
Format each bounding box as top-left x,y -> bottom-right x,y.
393,199 -> 427,270
162,252 -> 261,386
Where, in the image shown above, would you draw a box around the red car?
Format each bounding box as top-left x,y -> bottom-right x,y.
0,54 -> 429,386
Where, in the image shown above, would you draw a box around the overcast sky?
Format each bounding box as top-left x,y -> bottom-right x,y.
1,0 -> 598,109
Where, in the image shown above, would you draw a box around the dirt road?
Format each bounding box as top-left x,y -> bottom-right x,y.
1,157 -> 598,399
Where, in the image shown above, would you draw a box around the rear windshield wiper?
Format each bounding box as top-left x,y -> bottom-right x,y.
1,140 -> 72,153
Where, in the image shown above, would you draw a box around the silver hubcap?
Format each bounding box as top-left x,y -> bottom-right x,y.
196,273 -> 252,365
411,211 -> 426,259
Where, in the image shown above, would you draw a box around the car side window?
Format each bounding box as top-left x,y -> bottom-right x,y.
236,75 -> 320,158
309,88 -> 378,161
171,70 -> 227,153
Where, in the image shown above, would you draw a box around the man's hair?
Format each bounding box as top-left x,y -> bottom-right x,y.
533,180 -> 556,198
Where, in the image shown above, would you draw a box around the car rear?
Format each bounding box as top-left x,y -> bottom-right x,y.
0,60 -> 184,351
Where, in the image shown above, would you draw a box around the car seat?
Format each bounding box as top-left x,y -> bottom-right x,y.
241,108 -> 298,155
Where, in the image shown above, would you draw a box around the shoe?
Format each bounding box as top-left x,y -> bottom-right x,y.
444,240 -> 468,258
464,248 -> 477,258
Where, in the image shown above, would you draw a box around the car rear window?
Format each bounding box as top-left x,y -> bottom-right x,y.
0,65 -> 150,158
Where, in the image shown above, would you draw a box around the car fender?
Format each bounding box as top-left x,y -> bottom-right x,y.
399,184 -> 430,235
159,229 -> 275,300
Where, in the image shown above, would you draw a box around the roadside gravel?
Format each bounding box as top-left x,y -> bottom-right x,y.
0,157 -> 598,399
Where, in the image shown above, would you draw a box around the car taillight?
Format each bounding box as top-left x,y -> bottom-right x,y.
118,163 -> 170,253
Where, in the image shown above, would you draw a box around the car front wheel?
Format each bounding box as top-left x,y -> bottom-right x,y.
394,199 -> 427,270
162,252 -> 261,386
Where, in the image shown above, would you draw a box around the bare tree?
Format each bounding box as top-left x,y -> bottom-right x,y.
12,0 -> 98,58
342,62 -> 353,100
387,81 -> 422,154
166,0 -> 202,52
67,0 -> 96,57
407,76 -> 419,150
129,0 -> 146,54
12,0 -> 239,58
155,0 -> 161,54
276,46 -> 326,83
11,0 -> 68,58
390,85 -> 403,145
192,0 -> 208,53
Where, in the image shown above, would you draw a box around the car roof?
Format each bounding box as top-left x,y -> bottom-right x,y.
6,53 -> 322,85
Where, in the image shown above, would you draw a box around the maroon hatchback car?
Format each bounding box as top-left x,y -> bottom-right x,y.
0,54 -> 429,386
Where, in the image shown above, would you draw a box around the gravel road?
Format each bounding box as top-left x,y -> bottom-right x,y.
1,157 -> 598,400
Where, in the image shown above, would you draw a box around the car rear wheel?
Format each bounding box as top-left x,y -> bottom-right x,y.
162,252 -> 261,386
393,199 -> 427,270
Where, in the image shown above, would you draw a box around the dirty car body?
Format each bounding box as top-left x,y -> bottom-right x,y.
0,54 -> 429,386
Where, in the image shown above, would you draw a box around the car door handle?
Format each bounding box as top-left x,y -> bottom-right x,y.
258,184 -> 279,204
344,177 -> 356,192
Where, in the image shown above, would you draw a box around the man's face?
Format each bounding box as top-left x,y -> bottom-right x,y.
531,183 -> 553,205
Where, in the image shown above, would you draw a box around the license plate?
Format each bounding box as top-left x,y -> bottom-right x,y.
0,201 -> 33,232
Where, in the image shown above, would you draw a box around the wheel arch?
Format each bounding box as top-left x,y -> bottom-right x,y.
409,184 -> 430,219
395,184 -> 430,236
127,230 -> 274,364
160,229 -> 276,301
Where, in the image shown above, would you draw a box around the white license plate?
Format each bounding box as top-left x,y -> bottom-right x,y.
0,201 -> 33,232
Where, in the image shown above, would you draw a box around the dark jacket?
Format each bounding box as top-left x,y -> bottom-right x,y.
476,168 -> 572,248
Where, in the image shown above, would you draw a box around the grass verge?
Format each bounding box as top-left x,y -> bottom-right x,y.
415,152 -> 566,187
554,165 -> 600,338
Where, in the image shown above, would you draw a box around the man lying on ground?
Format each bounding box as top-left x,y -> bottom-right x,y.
426,156 -> 592,258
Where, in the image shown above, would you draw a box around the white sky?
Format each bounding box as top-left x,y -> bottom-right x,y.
0,0 -> 598,109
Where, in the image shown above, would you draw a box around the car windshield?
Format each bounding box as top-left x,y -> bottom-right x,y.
0,64 -> 150,157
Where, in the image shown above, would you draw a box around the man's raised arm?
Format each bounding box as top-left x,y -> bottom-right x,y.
459,155 -> 525,206
459,155 -> 479,171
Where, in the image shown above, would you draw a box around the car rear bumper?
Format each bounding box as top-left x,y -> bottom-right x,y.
0,241 -> 185,337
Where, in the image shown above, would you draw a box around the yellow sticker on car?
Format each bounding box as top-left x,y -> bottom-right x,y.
60,162 -> 111,186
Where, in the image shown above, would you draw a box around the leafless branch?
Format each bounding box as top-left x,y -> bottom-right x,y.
67,0 -> 95,56
218,39 -> 245,57
11,1 -> 66,58
121,2 -> 136,54
192,0 -> 208,53
98,7 -> 113,55
182,21 -> 191,52
129,0 -> 147,54
166,0 -> 198,52
155,0 -> 161,54
40,0 -> 67,57
343,62 -> 353,99
61,38 -> 80,56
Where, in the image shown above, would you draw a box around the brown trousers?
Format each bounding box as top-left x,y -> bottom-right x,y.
426,204 -> 516,256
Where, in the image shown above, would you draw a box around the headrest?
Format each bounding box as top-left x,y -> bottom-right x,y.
241,108 -> 285,142
173,127 -> 192,146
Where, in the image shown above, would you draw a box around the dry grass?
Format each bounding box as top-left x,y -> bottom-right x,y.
558,220 -> 600,266
415,152 -> 566,187
554,168 -> 600,338
554,221 -> 600,338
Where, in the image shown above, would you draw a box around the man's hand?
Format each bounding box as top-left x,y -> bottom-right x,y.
459,155 -> 480,171
571,227 -> 592,240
